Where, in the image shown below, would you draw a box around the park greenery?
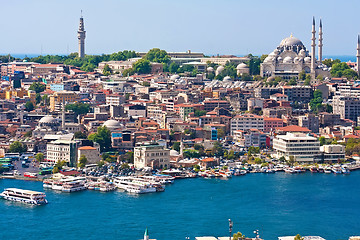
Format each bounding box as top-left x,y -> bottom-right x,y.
74,131 -> 88,139
88,126 -> 112,152
9,141 -> 27,153
35,153 -> 44,162
29,82 -> 46,93
65,102 -> 90,116
25,101 -> 34,111
330,62 -> 358,79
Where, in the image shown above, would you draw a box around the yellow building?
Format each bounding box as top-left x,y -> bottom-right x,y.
49,90 -> 80,111
28,90 -> 37,105
6,88 -> 27,100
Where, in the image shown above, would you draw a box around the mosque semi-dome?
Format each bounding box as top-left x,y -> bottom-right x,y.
207,67 -> 214,72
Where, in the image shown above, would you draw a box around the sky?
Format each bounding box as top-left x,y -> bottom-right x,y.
1,0 -> 360,56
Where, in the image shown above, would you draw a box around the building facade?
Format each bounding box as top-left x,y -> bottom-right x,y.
134,144 -> 170,169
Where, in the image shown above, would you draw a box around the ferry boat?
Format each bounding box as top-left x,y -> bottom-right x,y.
113,177 -> 157,194
62,178 -> 87,193
86,181 -> 117,192
0,188 -> 48,205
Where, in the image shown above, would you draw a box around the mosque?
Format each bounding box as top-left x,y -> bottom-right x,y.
260,18 -> 330,80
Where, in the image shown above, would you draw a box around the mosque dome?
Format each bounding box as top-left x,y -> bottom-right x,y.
207,67 -> 214,72
279,35 -> 304,47
283,56 -> 293,63
39,116 -> 57,124
216,66 -> 224,72
170,74 -> 180,80
223,76 -> 232,81
294,57 -> 300,63
277,56 -> 283,62
304,57 -> 311,63
236,63 -> 248,69
103,119 -> 122,129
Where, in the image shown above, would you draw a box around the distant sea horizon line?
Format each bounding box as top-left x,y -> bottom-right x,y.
0,53 -> 357,63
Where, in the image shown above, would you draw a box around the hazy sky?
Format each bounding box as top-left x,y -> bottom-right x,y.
1,0 -> 360,56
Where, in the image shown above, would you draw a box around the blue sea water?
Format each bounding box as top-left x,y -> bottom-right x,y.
1,172 -> 360,240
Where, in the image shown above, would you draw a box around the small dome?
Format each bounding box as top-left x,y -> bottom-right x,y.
103,119 -> 121,129
39,116 -> 57,124
207,67 -> 214,72
283,56 -> 292,63
269,51 -> 277,57
216,66 -> 224,72
236,63 -> 248,69
170,150 -> 180,156
170,74 -> 180,80
264,56 -> 273,62
277,56 -> 283,62
299,49 -> 306,57
304,57 -> 311,63
223,76 -> 232,81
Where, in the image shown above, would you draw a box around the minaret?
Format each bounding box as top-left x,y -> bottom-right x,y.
318,19 -> 323,63
77,11 -> 86,58
357,35 -> 360,76
311,17 -> 316,76
62,100 -> 66,130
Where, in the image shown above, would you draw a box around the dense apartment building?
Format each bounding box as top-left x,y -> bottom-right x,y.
281,86 -> 313,102
332,95 -> 360,122
203,100 -> 230,112
230,114 -> 264,134
263,117 -> 284,132
46,140 -> 78,166
49,90 -> 80,111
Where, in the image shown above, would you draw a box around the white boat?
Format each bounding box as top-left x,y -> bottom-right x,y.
341,167 -> 350,174
0,188 -> 48,205
113,177 -> 157,194
62,179 -> 87,193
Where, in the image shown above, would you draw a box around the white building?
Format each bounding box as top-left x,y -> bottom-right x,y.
273,132 -> 320,162
46,140 -> 78,166
230,114 -> 264,134
320,144 -> 345,163
134,144 -> 170,169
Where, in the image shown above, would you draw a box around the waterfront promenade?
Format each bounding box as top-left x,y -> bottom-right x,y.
0,171 -> 359,240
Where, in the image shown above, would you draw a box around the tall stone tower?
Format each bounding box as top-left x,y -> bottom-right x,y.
318,19 -> 323,63
311,17 -> 316,76
357,35 -> 360,76
77,12 -> 86,58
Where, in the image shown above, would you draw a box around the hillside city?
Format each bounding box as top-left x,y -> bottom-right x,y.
1,16 -> 360,180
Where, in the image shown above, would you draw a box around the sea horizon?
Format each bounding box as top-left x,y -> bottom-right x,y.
0,53 -> 357,63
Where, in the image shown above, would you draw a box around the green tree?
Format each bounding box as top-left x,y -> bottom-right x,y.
217,128 -> 225,139
9,141 -> 27,153
322,58 -> 341,68
25,101 -> 34,111
144,48 -> 170,64
35,153 -> 44,162
35,93 -> 42,104
287,78 -> 297,86
74,131 -> 87,139
212,141 -> 224,156
279,156 -> 286,163
88,126 -> 112,152
102,64 -> 113,76
169,62 -> 180,73
29,82 -> 46,93
194,109 -> 207,117
78,154 -> 87,168
42,94 -> 49,106
330,62 -> 358,79
288,155 -> 296,166
65,102 -> 90,116
246,54 -> 261,75
309,90 -> 323,113
172,142 -> 180,152
133,59 -> 151,74
319,136 -> 326,146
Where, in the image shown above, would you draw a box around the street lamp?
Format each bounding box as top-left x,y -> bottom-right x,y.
229,219 -> 233,240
